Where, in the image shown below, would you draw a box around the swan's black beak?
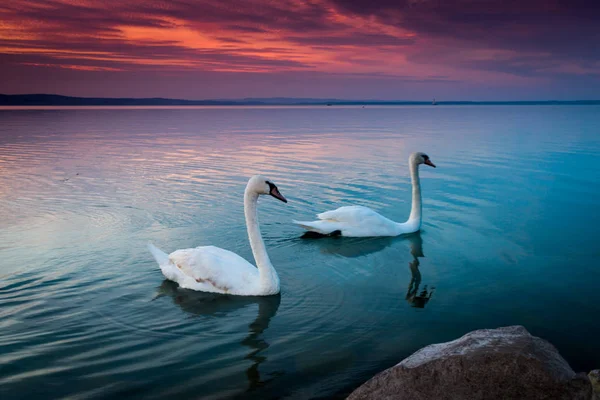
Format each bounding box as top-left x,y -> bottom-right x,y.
269,184 -> 287,203
424,159 -> 436,168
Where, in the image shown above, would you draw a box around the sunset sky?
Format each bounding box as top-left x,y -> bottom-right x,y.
1,0 -> 599,100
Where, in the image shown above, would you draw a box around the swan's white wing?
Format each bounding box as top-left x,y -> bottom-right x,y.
168,246 -> 259,294
295,206 -> 400,237
317,206 -> 383,224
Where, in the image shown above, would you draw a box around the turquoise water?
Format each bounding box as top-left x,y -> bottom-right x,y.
0,105 -> 599,399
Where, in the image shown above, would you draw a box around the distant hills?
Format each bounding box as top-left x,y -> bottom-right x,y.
1,94 -> 599,106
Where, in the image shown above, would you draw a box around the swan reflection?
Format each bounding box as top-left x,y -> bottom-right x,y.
298,234 -> 397,258
405,233 -> 434,308
156,281 -> 282,390
300,231 -> 435,307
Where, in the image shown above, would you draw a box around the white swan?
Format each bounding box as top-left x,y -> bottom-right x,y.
294,152 -> 435,237
148,175 -> 287,296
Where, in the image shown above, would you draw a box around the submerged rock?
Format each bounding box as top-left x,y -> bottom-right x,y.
348,326 -> 593,400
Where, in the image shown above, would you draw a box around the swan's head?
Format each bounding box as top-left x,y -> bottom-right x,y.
247,175 -> 288,203
411,152 -> 436,168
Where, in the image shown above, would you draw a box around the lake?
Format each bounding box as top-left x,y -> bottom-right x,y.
0,105 -> 599,399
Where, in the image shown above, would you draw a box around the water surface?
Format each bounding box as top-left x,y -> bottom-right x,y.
1,105 -> 599,399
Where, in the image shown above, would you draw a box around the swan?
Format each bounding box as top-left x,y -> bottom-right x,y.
294,152 -> 435,237
148,175 -> 287,296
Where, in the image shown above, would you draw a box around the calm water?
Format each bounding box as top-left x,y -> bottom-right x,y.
1,106 -> 599,399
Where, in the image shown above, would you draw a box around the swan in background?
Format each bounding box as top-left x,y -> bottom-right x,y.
148,175 -> 288,296
294,152 -> 436,237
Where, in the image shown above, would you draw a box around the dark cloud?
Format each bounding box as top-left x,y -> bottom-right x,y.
328,0 -> 600,63
0,1 -> 322,45
224,25 -> 268,34
287,33 -> 416,46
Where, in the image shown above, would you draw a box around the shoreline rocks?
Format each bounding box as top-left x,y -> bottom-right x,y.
348,326 -> 595,400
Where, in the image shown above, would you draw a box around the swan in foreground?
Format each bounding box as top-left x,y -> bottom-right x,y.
294,152 -> 435,237
148,175 -> 287,296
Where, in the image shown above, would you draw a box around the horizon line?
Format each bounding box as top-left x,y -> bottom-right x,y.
1,93 -> 600,106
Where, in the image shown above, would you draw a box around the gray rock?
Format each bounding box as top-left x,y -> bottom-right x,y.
589,370 -> 600,400
348,326 -> 593,400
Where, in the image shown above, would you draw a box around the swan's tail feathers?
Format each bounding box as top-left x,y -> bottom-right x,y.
147,242 -> 169,266
293,220 -> 339,235
293,220 -> 324,233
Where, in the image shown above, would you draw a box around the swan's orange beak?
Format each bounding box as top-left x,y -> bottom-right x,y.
424,159 -> 436,168
270,185 -> 288,203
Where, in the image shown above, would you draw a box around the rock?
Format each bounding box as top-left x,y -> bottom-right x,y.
348,326 -> 593,400
589,370 -> 600,399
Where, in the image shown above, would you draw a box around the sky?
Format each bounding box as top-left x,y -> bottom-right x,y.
1,0 -> 599,100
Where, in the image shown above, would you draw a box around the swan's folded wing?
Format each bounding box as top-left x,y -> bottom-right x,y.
169,246 -> 258,293
317,206 -> 381,224
293,219 -> 342,235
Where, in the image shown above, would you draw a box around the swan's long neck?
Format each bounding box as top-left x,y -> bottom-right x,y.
244,188 -> 280,294
406,160 -> 422,228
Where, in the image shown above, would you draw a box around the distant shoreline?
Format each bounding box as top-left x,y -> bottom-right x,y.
1,94 -> 599,106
